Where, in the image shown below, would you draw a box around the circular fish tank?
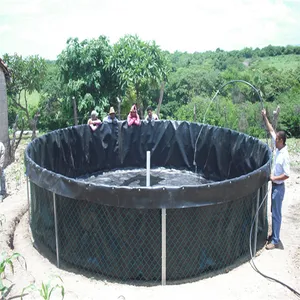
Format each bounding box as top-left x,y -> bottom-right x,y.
25,120 -> 271,283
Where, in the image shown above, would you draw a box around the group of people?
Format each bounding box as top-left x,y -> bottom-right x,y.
86,107 -> 291,251
127,105 -> 158,126
0,105 -> 290,251
87,105 -> 159,131
87,107 -> 118,131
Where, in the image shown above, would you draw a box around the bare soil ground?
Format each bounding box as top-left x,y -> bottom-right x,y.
1,143 -> 300,300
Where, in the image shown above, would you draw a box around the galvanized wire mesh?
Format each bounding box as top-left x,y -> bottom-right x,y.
166,188 -> 267,281
30,183 -> 56,252
29,181 -> 268,284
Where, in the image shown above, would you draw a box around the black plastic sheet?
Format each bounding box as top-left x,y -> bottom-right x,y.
26,121 -> 271,282
25,121 -> 271,209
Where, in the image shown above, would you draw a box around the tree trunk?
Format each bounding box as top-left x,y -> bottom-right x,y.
72,97 -> 78,125
31,111 -> 40,140
157,82 -> 165,118
9,115 -> 24,163
135,87 -> 143,117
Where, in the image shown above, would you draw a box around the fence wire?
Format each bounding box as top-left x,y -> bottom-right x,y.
29,181 -> 268,284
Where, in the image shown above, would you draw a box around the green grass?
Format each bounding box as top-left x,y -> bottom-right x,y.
253,54 -> 300,71
286,138 -> 300,155
286,138 -> 300,167
20,90 -> 40,108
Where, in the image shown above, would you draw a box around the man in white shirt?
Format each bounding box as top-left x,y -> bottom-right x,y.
262,109 -> 290,250
145,106 -> 158,122
0,142 -> 6,202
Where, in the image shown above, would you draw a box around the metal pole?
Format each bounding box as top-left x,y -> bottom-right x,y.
53,192 -> 60,268
253,188 -> 260,255
26,176 -> 31,223
161,208 -> 166,285
146,151 -> 150,187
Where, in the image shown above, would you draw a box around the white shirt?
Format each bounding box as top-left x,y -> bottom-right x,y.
271,132 -> 290,184
145,113 -> 158,121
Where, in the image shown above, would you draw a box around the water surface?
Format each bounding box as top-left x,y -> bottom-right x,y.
78,167 -> 214,187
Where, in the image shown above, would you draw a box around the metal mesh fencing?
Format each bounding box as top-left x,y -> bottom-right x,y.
166,188 -> 268,281
29,181 -> 268,284
30,183 -> 56,253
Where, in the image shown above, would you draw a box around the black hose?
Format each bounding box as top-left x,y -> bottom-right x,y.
193,79 -> 265,167
249,188 -> 300,298
193,79 -> 300,297
218,79 -> 264,111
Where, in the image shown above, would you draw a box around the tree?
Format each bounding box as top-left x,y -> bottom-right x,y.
56,37 -> 118,123
37,62 -> 69,130
106,35 -> 170,115
165,66 -> 222,105
3,53 -> 47,139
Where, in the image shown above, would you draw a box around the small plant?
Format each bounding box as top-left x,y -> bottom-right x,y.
0,252 -> 26,299
22,276 -> 64,300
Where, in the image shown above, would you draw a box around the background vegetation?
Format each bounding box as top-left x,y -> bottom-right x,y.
3,39 -> 300,138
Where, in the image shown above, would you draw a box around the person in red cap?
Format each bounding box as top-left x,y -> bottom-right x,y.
127,104 -> 141,126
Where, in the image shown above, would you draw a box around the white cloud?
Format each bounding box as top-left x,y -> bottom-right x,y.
0,0 -> 300,59
0,25 -> 11,35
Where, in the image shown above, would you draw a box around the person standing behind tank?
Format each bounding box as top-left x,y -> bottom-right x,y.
88,110 -> 102,131
0,142 -> 7,202
127,104 -> 141,126
145,106 -> 159,122
103,107 -> 118,124
261,108 -> 290,250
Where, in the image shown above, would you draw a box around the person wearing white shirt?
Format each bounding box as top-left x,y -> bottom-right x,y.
145,106 -> 158,122
262,109 -> 290,250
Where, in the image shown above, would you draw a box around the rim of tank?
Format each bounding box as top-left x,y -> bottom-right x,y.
24,123 -> 272,209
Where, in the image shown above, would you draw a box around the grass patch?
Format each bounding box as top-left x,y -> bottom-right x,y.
286,138 -> 300,155
253,54 -> 300,71
20,90 -> 40,108
287,138 -> 300,167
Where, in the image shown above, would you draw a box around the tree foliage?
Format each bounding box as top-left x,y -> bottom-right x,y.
56,36 -> 118,121
3,53 -> 47,138
106,35 -> 170,114
4,42 -> 300,137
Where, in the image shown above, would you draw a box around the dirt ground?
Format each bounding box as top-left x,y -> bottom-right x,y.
1,143 -> 300,300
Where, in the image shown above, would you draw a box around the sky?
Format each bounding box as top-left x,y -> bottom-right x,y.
1,0 -> 300,60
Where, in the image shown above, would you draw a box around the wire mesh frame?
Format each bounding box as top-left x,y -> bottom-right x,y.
28,181 -> 268,285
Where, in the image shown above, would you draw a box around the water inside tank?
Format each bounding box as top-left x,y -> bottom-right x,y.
78,167 -> 215,187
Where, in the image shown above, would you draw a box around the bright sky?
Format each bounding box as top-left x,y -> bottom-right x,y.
1,0 -> 299,60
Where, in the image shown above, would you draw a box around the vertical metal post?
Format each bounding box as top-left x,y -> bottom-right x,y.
53,192 -> 60,268
146,151 -> 150,187
253,188 -> 260,255
161,208 -> 166,285
26,176 -> 31,223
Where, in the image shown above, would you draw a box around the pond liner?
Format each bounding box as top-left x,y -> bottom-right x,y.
25,120 -> 271,282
